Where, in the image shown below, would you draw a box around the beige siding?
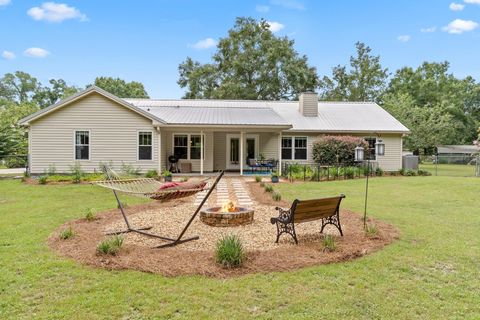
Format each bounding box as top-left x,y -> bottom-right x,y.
164,130 -> 214,172
213,132 -> 226,171
259,132 -> 279,159
29,93 -> 158,173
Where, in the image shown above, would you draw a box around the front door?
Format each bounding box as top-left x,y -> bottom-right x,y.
226,134 -> 259,170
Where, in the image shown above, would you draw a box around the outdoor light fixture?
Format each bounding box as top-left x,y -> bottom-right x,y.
355,145 -> 365,162
375,139 -> 385,156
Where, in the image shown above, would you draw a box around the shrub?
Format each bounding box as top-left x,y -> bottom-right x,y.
417,169 -> 432,176
162,170 -> 172,177
117,201 -> 128,209
405,169 -> 417,176
264,184 -> 273,192
145,169 -> 158,179
322,234 -> 336,252
85,208 -> 96,221
38,175 -> 48,185
312,136 -> 369,166
272,191 -> 282,201
255,175 -> 262,183
259,182 -> 265,188
365,224 -> 378,237
47,164 -> 57,175
215,234 -> 245,268
375,167 -> 384,176
121,162 -> 141,176
5,156 -> 26,168
70,162 -> 84,183
59,227 -> 74,240
398,168 -> 405,176
344,166 -> 356,179
96,235 -> 124,255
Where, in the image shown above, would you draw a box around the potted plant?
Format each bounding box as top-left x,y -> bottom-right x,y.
271,172 -> 280,183
162,170 -> 173,182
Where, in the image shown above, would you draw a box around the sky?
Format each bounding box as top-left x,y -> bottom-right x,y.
1,0 -> 480,98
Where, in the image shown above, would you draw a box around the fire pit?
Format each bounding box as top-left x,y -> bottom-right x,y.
200,201 -> 254,227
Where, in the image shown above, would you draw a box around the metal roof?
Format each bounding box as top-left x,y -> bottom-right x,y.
437,145 -> 479,154
125,99 -> 410,133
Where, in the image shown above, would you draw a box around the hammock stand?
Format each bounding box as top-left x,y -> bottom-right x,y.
94,169 -> 224,248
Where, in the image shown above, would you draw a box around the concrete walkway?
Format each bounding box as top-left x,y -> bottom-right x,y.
194,178 -> 254,208
0,168 -> 25,175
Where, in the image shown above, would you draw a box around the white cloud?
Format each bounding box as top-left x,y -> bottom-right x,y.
27,2 -> 87,23
449,2 -> 465,10
421,26 -> 437,33
397,35 -> 411,42
0,0 -> 11,6
442,19 -> 479,34
191,38 -> 217,50
464,0 -> 480,4
2,50 -> 15,59
23,47 -> 50,58
267,21 -> 285,33
270,0 -> 305,10
256,5 -> 270,12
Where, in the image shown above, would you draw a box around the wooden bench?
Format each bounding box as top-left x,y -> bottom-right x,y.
270,194 -> 345,244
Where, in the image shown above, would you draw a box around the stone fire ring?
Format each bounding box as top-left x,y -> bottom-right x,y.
200,207 -> 254,227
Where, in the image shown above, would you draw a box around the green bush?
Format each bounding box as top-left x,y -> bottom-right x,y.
70,162 -> 84,183
417,169 -> 432,176
121,162 -> 141,176
145,169 -> 158,179
255,175 -> 262,183
322,234 -> 336,252
264,184 -> 273,192
5,156 -> 26,168
59,227 -> 74,240
405,169 -> 417,176
365,224 -> 378,237
215,234 -> 245,268
312,135 -> 369,166
162,170 -> 172,177
96,235 -> 124,255
259,182 -> 265,188
117,201 -> 128,209
38,175 -> 48,185
398,168 -> 405,176
85,208 -> 96,221
344,166 -> 356,179
272,191 -> 281,201
375,167 -> 384,176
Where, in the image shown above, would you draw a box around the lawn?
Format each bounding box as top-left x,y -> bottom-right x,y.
419,162 -> 478,177
1,177 -> 480,319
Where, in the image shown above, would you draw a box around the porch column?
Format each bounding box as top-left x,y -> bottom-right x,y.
278,131 -> 282,174
157,127 -> 162,173
200,130 -> 204,176
240,131 -> 244,175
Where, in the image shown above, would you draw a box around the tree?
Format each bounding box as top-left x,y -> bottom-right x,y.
0,71 -> 41,103
33,79 -> 80,108
319,42 -> 388,103
178,17 -> 319,100
93,77 -> 149,98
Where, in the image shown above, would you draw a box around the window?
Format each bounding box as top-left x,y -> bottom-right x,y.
173,135 -> 188,159
294,137 -> 307,160
173,134 -> 204,160
282,137 -> 292,160
282,137 -> 307,160
75,130 -> 89,160
190,135 -> 204,160
364,137 -> 376,160
138,132 -> 152,160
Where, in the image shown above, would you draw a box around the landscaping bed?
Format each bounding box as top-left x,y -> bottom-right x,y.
48,182 -> 399,277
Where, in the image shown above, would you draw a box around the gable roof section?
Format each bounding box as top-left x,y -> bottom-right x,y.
18,86 -> 166,126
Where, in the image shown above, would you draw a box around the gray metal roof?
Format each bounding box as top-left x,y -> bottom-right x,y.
437,145 -> 479,154
125,99 -> 410,133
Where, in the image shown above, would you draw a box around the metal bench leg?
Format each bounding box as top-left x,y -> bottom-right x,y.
320,212 -> 343,236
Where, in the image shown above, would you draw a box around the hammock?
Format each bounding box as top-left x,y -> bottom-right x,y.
92,165 -> 224,248
94,177 -> 209,201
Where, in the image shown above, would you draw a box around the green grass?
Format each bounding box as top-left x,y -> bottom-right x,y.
1,177 -> 480,318
419,162 -> 477,177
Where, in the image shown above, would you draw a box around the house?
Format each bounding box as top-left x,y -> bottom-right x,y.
436,145 -> 479,164
19,86 -> 409,174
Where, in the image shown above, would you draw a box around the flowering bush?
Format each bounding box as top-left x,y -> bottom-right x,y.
312,135 -> 369,165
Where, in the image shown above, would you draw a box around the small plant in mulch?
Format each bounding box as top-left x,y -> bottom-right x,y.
215,234 -> 245,268
84,208 -> 96,221
365,224 -> 379,238
322,234 -> 336,252
255,175 -> 262,183
70,162 -> 84,183
264,184 -> 273,193
38,175 -> 48,185
117,201 -> 128,209
96,235 -> 124,256
59,227 -> 75,240
145,169 -> 158,179
181,176 -> 189,182
259,181 -> 265,188
272,191 -> 281,201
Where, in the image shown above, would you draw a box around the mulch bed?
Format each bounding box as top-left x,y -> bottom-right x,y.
48,180 -> 399,278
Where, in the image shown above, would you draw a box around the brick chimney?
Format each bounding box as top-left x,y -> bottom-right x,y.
299,92 -> 318,117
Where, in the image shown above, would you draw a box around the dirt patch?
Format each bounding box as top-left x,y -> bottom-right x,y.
48,181 -> 399,278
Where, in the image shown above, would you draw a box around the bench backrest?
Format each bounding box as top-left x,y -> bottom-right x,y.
291,195 -> 345,223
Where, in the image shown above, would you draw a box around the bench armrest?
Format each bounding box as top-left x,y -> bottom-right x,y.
270,207 -> 293,224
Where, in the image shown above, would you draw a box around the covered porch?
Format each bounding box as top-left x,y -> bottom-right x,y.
158,128 -> 286,175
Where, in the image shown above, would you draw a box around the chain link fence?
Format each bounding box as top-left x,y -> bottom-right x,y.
419,155 -> 480,177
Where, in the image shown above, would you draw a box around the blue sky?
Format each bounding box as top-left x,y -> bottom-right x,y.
1,0 -> 480,98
